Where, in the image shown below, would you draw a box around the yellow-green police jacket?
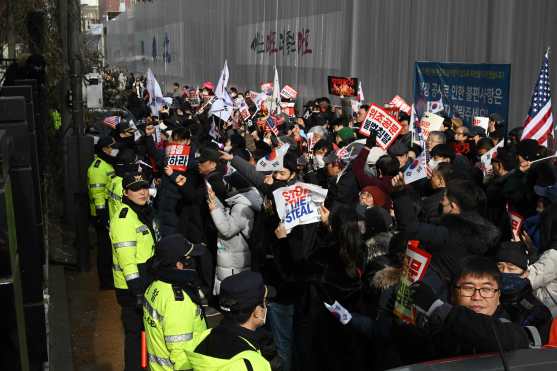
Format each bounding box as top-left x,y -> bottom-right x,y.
87,155 -> 114,217
110,203 -> 155,289
185,330 -> 271,371
144,280 -> 207,370
107,174 -> 123,220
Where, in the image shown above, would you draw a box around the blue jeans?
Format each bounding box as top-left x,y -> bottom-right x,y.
267,303 -> 294,371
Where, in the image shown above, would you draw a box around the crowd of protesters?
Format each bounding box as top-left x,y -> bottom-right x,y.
87,75 -> 557,371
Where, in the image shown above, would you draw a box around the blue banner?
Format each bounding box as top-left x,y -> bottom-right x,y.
414,62 -> 511,126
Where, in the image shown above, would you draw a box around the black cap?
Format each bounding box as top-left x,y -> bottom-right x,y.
219,271 -> 276,312
122,172 -> 149,191
117,118 -> 135,133
387,141 -> 409,156
470,126 -> 487,137
115,148 -> 137,165
495,241 -> 529,270
97,136 -> 115,149
197,148 -> 220,163
430,143 -> 455,161
154,234 -> 205,268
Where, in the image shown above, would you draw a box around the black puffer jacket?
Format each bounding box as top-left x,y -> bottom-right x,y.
394,191 -> 500,284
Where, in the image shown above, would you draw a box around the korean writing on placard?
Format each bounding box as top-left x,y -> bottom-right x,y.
358,103 -> 403,150
165,143 -> 191,172
393,242 -> 432,324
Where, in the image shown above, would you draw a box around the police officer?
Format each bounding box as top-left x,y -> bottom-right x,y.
107,148 -> 137,220
110,172 -> 156,371
186,271 -> 274,371
87,136 -> 117,289
143,234 -> 208,370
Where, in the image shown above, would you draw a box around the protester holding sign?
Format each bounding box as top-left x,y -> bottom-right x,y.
95,65 -> 557,371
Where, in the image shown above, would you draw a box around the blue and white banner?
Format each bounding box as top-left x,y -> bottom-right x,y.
414,62 -> 511,125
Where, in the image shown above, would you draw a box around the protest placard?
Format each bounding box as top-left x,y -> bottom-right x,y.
358,103 -> 403,150
393,241 -> 432,324
261,82 -> 273,95
273,182 -> 328,233
280,85 -> 298,100
389,95 -> 412,115
473,116 -> 489,132
419,112 -> 445,140
165,143 -> 191,172
280,102 -> 296,117
234,97 -> 251,120
509,209 -> 524,241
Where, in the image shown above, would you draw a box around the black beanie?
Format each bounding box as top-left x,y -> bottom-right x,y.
495,241 -> 529,271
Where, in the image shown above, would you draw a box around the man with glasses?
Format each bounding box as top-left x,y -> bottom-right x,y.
410,256 -> 549,356
186,271 -> 274,370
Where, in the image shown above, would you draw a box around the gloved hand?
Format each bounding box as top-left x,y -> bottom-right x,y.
365,131 -> 377,149
96,207 -> 108,229
324,301 -> 352,325
410,281 -> 443,317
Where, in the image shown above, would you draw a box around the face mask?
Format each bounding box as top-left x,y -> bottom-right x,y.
224,145 -> 232,153
428,158 -> 440,171
110,149 -> 120,157
500,272 -> 528,295
314,155 -> 325,169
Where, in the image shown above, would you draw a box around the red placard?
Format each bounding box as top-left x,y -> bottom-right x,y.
394,241 -> 432,324
280,85 -> 298,100
358,103 -> 403,150
165,143 -> 191,172
389,95 -> 412,115
260,82 -> 273,95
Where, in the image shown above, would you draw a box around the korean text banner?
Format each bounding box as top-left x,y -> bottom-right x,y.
414,62 -> 511,126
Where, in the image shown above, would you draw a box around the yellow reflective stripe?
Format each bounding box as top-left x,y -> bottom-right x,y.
108,190 -> 121,201
148,353 -> 173,367
164,333 -> 193,343
125,272 -> 140,281
144,299 -> 165,322
112,241 -> 137,248
89,183 -> 106,189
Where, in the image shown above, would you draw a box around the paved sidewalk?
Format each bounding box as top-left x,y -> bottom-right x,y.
66,265 -> 123,371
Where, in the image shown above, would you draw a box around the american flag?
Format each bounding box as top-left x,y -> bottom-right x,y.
103,116 -> 120,129
521,49 -> 554,147
266,115 -> 279,136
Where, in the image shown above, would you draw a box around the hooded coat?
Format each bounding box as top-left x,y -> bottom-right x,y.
528,247 -> 557,317
210,188 -> 263,294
